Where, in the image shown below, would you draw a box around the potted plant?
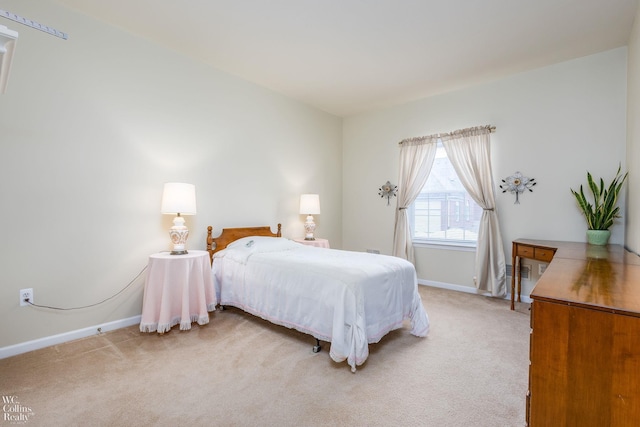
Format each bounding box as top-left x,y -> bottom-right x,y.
570,164 -> 628,245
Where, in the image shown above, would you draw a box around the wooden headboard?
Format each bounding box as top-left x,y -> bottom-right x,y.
206,224 -> 282,264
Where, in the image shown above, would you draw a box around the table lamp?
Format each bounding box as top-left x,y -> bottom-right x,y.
299,194 -> 320,240
161,183 -> 197,255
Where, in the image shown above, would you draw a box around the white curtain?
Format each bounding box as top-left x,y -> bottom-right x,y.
392,136 -> 438,263
441,126 -> 506,297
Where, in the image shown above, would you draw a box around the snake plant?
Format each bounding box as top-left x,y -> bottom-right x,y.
570,164 -> 628,230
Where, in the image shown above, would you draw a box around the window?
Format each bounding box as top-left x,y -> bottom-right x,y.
409,141 -> 482,247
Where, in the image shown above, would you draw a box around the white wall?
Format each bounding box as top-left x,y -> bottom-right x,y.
343,48 -> 628,296
626,6 -> 640,254
1,1 -> 633,353
0,1 -> 342,348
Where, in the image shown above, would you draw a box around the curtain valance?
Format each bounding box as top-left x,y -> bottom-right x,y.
398,125 -> 495,146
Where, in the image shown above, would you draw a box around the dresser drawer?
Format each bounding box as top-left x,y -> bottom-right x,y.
534,248 -> 554,262
517,245 -> 535,258
517,244 -> 555,262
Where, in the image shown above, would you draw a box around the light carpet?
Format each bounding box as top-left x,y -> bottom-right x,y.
0,286 -> 531,427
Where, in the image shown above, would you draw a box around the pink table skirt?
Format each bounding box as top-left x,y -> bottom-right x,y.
140,250 -> 216,333
294,238 -> 330,248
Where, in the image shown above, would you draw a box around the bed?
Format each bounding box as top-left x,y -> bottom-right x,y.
206,224 -> 430,372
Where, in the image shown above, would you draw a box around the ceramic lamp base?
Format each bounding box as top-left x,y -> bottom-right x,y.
169,215 -> 190,255
304,215 -> 316,240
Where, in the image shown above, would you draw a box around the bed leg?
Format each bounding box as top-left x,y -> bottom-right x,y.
313,339 -> 322,353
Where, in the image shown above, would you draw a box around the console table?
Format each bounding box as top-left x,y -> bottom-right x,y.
510,239 -> 557,310
523,240 -> 640,426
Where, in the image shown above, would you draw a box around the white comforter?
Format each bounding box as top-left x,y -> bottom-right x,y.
212,236 -> 429,371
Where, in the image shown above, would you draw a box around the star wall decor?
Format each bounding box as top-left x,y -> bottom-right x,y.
500,172 -> 536,204
378,181 -> 398,205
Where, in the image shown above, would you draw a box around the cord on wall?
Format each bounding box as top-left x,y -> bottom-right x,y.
24,265 -> 147,311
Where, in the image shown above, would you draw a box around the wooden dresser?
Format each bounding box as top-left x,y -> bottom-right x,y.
524,240 -> 640,427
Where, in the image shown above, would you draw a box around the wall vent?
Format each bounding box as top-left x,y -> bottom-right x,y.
506,264 -> 530,280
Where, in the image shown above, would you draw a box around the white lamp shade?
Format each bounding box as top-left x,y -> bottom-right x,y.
161,183 -> 197,215
299,194 -> 320,215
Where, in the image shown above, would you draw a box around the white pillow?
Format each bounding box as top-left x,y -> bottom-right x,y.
227,236 -> 299,253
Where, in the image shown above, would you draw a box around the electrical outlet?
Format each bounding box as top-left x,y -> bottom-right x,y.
20,288 -> 33,307
539,264 -> 547,275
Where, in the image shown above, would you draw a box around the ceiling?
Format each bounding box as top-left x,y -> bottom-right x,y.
55,0 -> 638,117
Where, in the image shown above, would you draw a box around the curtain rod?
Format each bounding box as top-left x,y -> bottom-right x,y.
0,9 -> 68,40
398,125 -> 495,146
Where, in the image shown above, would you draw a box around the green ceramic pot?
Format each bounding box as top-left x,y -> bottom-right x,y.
586,229 -> 611,246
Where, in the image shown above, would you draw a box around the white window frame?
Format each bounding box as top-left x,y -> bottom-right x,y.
410,140 -> 480,251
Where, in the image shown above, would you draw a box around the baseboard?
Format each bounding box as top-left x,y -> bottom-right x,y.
418,279 -> 532,304
0,315 -> 141,359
